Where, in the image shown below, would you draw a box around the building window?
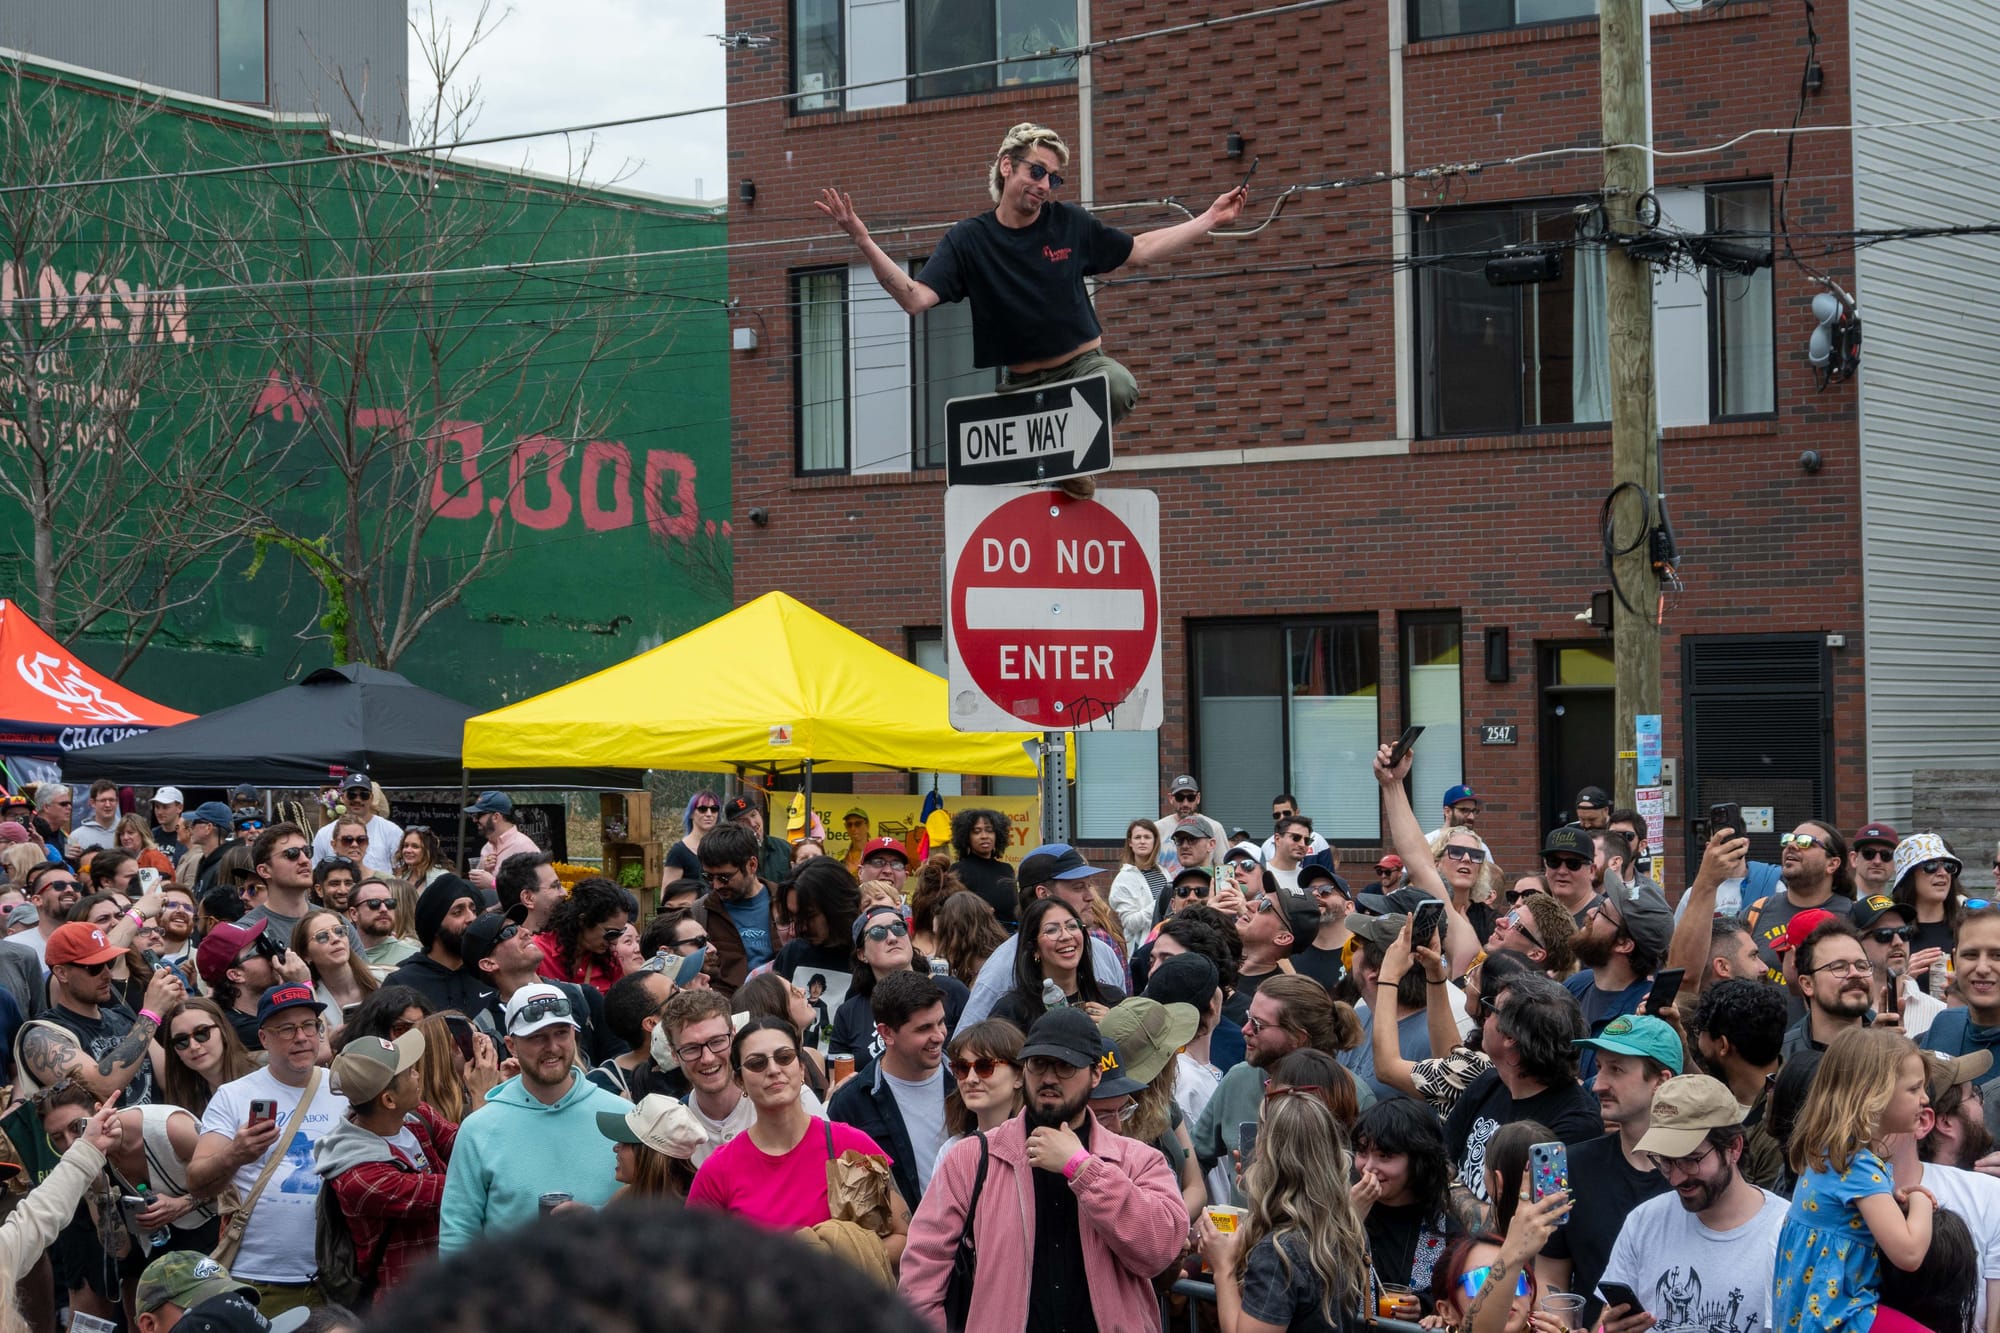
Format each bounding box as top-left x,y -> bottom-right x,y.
1416,202 -> 1606,437
910,0 -> 1074,101
1709,184 -> 1776,418
1076,731 -> 1162,842
1191,619 -> 1381,841
793,0 -> 842,111
909,631 -> 964,797
912,265 -> 992,470
217,0 -> 268,104
794,269 -> 849,475
1400,613 -> 1464,821
1411,0 -> 1594,41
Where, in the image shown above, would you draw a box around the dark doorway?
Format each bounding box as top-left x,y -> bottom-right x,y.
1681,634 -> 1832,871
1539,641 -> 1615,832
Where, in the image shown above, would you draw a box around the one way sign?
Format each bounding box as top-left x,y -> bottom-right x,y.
944,374 -> 1113,487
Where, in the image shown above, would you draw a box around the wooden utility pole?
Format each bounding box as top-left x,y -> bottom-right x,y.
1601,0 -> 1661,811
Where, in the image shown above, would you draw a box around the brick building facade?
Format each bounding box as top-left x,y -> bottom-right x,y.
721,0 -> 1883,881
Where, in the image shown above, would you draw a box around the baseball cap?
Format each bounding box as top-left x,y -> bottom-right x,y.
151,787 -> 185,807
228,784 -> 259,802
1375,853 -> 1405,873
1634,1075 -> 1750,1158
722,794 -> 761,822
1851,895 -> 1914,930
1345,912 -> 1408,952
136,1252 -> 255,1316
462,790 -> 513,817
596,1093 -> 710,1160
329,1030 -> 424,1102
1924,1050 -> 1994,1104
1356,886 -> 1430,917
858,836 -> 909,864
254,983 -> 319,1028
1170,864 -> 1214,889
1168,775 -> 1200,795
1542,826 -> 1593,859
1575,1013 -> 1684,1074
196,922 -> 262,988
341,772 -> 374,793
1099,997 -> 1199,1086
1017,844 -> 1097,893
1269,884 -> 1321,952
1222,841 -> 1261,863
1143,952 -> 1219,1014
1018,1006 -> 1104,1069
1092,1034 -> 1149,1098
46,923 -> 124,968
1296,863 -> 1345,892
1443,784 -> 1480,808
842,807 -> 868,823
3,905 -> 35,932
1773,907 -> 1841,955
1575,786 -> 1612,810
174,1291 -> 309,1333
505,982 -> 579,1037
1852,822 -> 1901,848
1167,823 -> 1212,845
188,801 -> 234,830
1605,879 -> 1674,959
461,906 -> 529,969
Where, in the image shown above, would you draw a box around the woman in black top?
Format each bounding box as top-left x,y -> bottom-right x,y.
987,898 -> 1122,1028
827,904 -> 969,1078
1351,1098 -> 1463,1317
659,791 -> 720,910
1891,833 -> 1966,960
773,857 -> 861,982
948,807 -> 1016,926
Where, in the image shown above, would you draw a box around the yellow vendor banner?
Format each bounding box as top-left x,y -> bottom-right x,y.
773,792 -> 1042,871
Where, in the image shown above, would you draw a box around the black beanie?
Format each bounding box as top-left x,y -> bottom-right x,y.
416,874 -> 479,950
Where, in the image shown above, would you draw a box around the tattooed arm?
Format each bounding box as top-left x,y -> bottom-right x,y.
22,1011 -> 160,1104
17,1023 -> 89,1095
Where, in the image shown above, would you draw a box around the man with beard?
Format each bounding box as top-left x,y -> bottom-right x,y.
898,1007 -> 1186,1331
1853,893 -> 1945,1038
1884,1053 -> 2000,1331
1746,820 -> 1857,978
239,824 -> 363,954
1538,1016 -> 1679,1328
154,884 -> 199,976
1685,979 -> 1789,1190
384,876 -> 494,1014
1782,919 -> 1874,1057
463,907 -> 609,1067
1565,879 -> 1673,1082
1539,827 -> 1602,926
1597,1076 -> 1788,1333
690,821 -> 774,996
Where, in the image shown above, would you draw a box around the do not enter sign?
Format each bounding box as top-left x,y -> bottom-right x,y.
944,486 -> 1161,732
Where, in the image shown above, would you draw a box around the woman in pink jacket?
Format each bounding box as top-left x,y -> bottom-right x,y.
898,1008 -> 1187,1332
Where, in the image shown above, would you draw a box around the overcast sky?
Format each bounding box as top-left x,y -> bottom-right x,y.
412,0 -> 730,203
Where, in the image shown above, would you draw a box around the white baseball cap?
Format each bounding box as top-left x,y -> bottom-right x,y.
504,983 -> 579,1037
152,787 -> 185,806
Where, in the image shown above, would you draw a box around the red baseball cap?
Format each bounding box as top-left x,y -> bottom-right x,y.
1852,822 -> 1900,847
859,836 -> 909,864
1774,907 -> 1841,955
196,922 -> 262,989
46,923 -> 124,968
1375,854 -> 1405,872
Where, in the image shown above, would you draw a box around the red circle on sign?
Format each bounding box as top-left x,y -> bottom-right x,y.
949,492 -> 1159,729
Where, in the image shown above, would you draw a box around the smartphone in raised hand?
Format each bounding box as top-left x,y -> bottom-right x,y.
1385,726 -> 1425,769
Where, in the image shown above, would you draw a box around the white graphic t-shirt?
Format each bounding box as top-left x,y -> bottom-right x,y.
1599,1186 -> 1787,1333
200,1067 -> 350,1282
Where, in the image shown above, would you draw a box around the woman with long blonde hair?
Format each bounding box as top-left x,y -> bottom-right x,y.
1198,1088 -> 1371,1331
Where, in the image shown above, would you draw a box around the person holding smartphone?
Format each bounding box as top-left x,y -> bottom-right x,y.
1565,880 -> 1675,1083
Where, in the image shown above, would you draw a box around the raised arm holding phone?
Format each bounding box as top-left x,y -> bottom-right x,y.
1374,742 -> 1483,976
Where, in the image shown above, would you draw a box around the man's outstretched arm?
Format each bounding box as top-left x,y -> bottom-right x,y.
815,188 -> 941,316
1126,186 -> 1249,267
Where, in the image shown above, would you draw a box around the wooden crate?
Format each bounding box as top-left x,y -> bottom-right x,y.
604,840 -> 663,896
599,791 -> 652,843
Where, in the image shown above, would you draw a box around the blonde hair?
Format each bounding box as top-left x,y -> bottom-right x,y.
1787,1025 -> 1920,1176
989,122 -> 1069,202
1235,1091 -> 1370,1323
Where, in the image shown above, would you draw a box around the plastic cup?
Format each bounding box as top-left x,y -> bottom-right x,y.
1538,1293 -> 1588,1329
1378,1283 -> 1420,1319
1204,1204 -> 1246,1233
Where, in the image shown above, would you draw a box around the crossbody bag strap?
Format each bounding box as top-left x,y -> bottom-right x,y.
236,1068 -> 321,1217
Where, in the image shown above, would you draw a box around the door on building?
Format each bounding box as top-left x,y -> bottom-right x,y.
1681,634 -> 1832,872
1539,642 -> 1615,832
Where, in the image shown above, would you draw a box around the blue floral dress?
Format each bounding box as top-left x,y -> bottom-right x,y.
1772,1148 -> 1893,1331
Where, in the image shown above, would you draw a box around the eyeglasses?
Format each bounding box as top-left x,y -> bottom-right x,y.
702,868 -> 743,887
1280,832 -> 1310,844
1272,810 -> 1295,822
1504,888 -> 1537,904
335,836 -> 368,847
309,929 -> 342,946
489,923 -> 522,948
1857,846 -> 1895,862
1916,859 -> 1955,876
1023,1056 -> 1089,1079
674,1033 -> 732,1065
1022,162 -> 1065,188
1967,899 -> 1995,912
37,880 -> 80,894
862,857 -> 906,871
1867,926 -> 1914,943
1173,883 -> 1210,898
1780,833 -> 1827,851
1457,1266 -> 1532,1300
1542,855 -> 1588,872
950,1056 -> 1012,1081
863,920 -> 910,944
693,804 -> 720,813
1645,1142 -> 1717,1176
353,896 -> 394,911
1442,845 -> 1487,864
674,933 -> 711,952
1810,959 -> 1871,978
1245,1014 -> 1294,1037
171,1024 -> 218,1051
1038,921 -> 1085,939
265,1019 -> 325,1041
511,995 -> 573,1027
277,846 -> 312,862
1507,914 -> 1546,952
738,1046 -> 800,1074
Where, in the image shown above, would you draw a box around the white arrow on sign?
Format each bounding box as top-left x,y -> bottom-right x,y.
956,385 -> 1103,472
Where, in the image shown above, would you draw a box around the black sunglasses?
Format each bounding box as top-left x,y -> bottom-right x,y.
863,920 -> 909,943
1542,854 -> 1588,872
1868,926 -> 1914,943
171,1023 -> 218,1051
1173,882 -> 1210,898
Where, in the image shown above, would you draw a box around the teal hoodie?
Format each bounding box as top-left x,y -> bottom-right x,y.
438,1072 -> 629,1252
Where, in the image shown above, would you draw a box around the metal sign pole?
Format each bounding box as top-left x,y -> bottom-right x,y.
1039,731 -> 1071,845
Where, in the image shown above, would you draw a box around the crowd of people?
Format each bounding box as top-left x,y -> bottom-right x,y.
0,760 -> 1993,1333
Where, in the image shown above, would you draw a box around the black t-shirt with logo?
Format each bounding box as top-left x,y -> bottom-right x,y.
43,1002 -> 154,1107
917,201 -> 1135,367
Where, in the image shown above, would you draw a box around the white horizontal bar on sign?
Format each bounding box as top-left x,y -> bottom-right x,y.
964,587 -> 1148,632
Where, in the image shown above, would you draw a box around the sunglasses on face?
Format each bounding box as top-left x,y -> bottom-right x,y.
1868,926 -> 1914,943
702,869 -> 743,887
1857,846 -> 1895,861
1457,1266 -> 1532,1300
171,1024 -> 218,1051
1780,833 -> 1826,851
67,962 -> 111,977
353,897 -> 394,911
277,845 -> 312,862
1506,915 -> 1546,951
309,929 -> 343,946
738,1047 -> 800,1074
950,1056 -> 1012,1080
336,836 -> 368,847
675,933 -> 711,951
1272,810 -> 1295,822
1916,859 -> 1954,876
863,920 -> 909,943
694,804 -> 719,814
1442,845 -> 1486,863
1173,883 -> 1210,898
1504,888 -> 1536,904
1542,855 -> 1588,872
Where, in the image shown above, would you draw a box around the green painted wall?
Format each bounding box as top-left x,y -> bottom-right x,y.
0,57 -> 732,715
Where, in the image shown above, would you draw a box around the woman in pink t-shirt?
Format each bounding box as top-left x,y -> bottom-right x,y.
687,1015 -> 908,1267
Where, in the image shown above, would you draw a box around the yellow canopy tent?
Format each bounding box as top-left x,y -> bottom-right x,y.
461,592 -> 1042,778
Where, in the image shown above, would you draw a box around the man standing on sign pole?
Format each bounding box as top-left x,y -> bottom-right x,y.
816,122 -> 1247,495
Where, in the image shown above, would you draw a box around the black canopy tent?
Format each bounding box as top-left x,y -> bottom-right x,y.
73,664 -> 644,790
